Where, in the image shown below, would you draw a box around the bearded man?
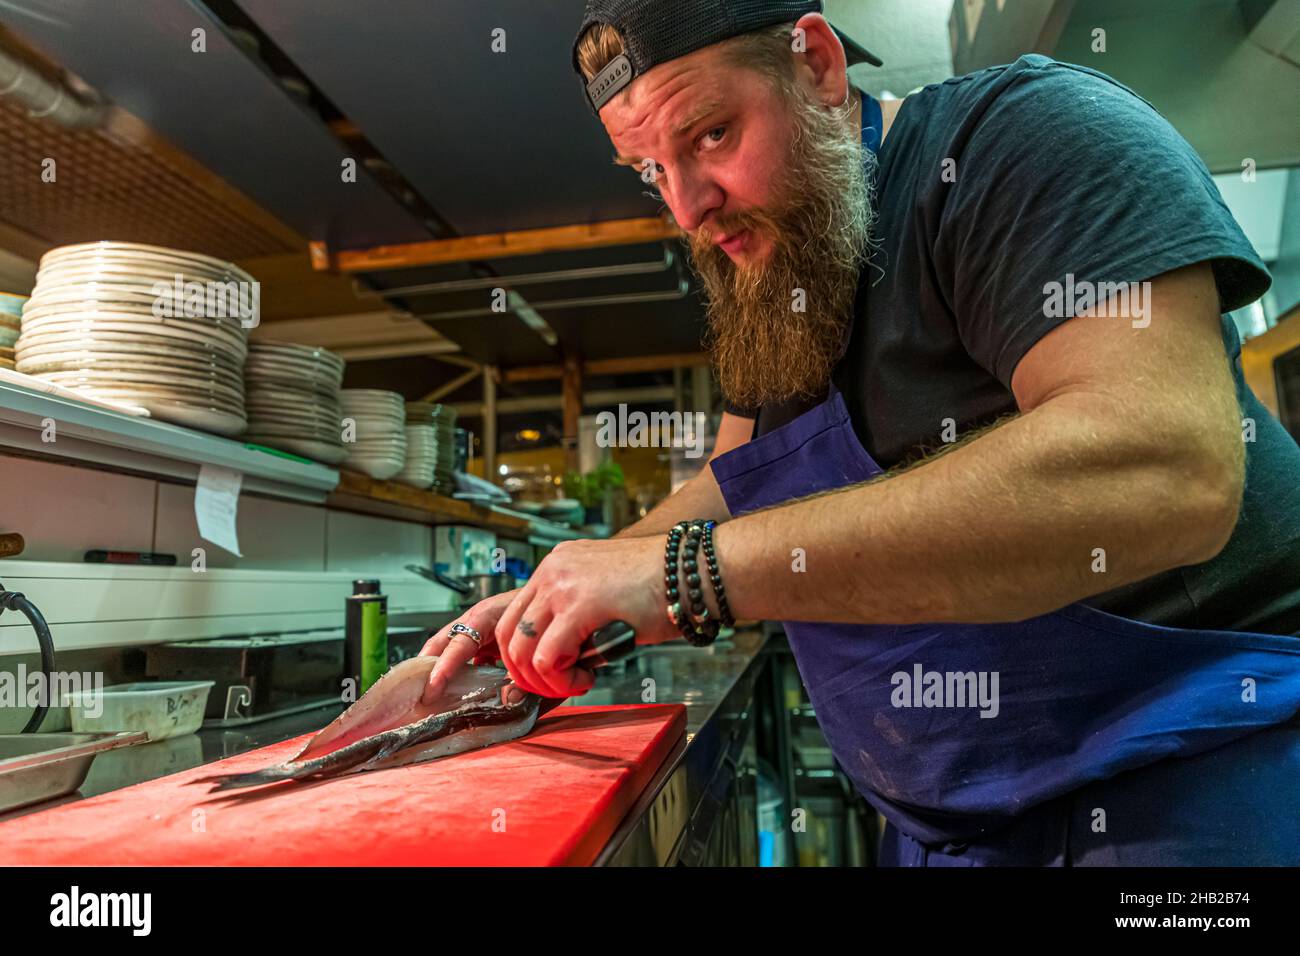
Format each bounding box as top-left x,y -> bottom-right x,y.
421,1 -> 1300,865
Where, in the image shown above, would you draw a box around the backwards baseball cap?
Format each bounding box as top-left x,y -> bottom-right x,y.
573,0 -> 882,115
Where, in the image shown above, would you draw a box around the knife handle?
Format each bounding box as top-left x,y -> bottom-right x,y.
575,620 -> 637,669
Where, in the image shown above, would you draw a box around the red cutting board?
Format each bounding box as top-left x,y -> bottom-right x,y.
0,704 -> 685,866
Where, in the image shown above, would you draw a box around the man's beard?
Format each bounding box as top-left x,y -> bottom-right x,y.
691,84 -> 873,410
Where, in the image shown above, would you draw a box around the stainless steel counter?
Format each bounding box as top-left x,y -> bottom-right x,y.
1,628 -> 772,865
586,628 -> 770,865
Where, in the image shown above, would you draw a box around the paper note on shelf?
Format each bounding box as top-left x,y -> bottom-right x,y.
195,464 -> 243,557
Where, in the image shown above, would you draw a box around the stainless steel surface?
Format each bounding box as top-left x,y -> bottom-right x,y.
409,565 -> 516,609
584,628 -> 770,865
451,573 -> 516,606
223,684 -> 253,721
0,731 -> 147,813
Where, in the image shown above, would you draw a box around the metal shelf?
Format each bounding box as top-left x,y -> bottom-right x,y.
0,382 -> 595,540
0,381 -> 339,502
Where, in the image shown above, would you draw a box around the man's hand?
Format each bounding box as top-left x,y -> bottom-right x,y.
418,588 -> 519,705
493,535 -> 681,698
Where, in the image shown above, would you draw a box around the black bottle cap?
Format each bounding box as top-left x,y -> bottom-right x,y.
352,579 -> 381,596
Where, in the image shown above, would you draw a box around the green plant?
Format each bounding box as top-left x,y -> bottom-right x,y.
563,460 -> 625,509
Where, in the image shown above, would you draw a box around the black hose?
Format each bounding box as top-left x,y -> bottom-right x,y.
0,586 -> 57,733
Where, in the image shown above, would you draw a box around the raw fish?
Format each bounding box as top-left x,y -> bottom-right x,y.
203,656 -> 539,791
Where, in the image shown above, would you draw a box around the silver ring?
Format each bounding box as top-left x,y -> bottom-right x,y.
449,622 -> 482,648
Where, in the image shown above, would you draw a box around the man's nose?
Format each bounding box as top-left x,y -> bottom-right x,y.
666,174 -> 724,234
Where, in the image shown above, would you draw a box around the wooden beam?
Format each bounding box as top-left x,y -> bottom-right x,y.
421,366 -> 481,403
503,351 -> 710,384
589,352 -> 710,376
328,471 -> 530,536
332,340 -> 461,361
309,241 -> 332,272
328,118 -> 363,139
503,364 -> 565,384
429,354 -> 483,370
482,365 -> 498,482
313,216 -> 683,273
238,251 -> 387,321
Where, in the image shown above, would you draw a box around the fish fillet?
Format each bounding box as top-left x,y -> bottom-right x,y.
202,656 -> 539,791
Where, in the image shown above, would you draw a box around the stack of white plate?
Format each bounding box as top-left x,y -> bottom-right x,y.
395,423 -> 437,489
0,292 -> 24,369
14,242 -> 255,436
405,401 -> 458,495
244,341 -> 346,464
340,389 -> 406,480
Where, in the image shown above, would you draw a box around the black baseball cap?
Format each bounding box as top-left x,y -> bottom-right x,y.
573,0 -> 883,115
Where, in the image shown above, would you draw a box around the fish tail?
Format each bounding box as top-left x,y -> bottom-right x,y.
201,735 -> 395,791
200,765 -> 302,792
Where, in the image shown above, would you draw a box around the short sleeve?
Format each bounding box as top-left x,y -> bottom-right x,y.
933,59 -> 1271,386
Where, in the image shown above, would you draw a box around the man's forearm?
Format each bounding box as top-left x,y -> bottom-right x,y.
614,465 -> 730,538
712,393 -> 1240,625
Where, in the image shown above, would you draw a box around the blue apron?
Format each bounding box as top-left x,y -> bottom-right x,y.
712,383 -> 1300,864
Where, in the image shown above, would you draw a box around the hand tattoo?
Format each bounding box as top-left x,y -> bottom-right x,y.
519,619 -> 536,638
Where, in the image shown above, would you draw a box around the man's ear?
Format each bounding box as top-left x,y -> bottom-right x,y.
791,12 -> 850,108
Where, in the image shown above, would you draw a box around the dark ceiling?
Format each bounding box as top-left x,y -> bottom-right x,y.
0,0 -> 712,413
0,0 -> 430,247
237,0 -> 662,235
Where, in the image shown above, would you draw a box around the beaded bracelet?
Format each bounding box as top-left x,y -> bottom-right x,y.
701,520 -> 735,629
665,520 -> 720,647
664,521 -> 691,638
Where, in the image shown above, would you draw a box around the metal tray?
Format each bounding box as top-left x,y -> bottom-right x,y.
0,732 -> 147,814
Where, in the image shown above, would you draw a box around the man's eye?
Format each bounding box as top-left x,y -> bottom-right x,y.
635,160 -> 665,184
702,126 -> 726,147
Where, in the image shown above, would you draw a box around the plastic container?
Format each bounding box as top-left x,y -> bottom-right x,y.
64,681 -> 215,741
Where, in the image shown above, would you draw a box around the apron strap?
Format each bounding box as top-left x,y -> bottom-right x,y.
862,90 -> 883,154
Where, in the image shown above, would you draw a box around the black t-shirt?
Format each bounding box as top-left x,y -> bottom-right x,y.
726,55 -> 1300,635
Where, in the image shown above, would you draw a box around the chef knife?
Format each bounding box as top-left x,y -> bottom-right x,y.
532,619 -> 638,717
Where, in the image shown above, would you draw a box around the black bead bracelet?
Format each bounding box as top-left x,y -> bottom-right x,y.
664,519 -> 723,647
702,519 -> 735,629
665,521 -> 688,637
